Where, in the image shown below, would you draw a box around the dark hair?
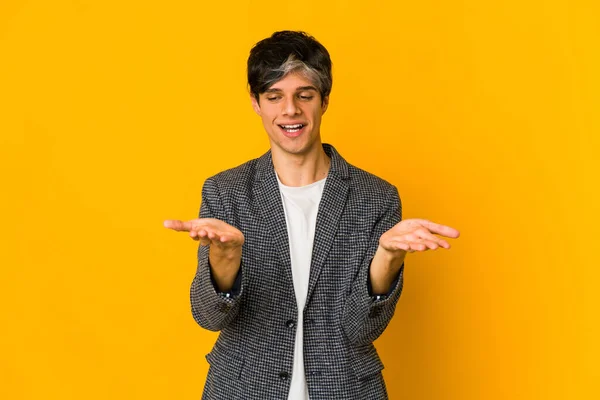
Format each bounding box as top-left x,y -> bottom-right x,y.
247,31 -> 333,103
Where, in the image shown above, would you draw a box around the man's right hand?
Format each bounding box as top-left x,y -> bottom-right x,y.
164,218 -> 244,292
163,218 -> 244,248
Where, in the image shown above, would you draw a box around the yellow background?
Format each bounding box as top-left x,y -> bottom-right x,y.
1,0 -> 598,398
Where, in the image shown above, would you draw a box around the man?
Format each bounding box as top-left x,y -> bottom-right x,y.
164,31 -> 459,400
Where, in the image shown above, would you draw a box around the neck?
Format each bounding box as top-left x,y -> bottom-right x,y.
272,143 -> 331,187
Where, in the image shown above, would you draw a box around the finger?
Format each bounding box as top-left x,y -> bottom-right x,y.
412,219 -> 460,239
218,234 -> 233,244
193,227 -> 239,246
163,219 -> 193,232
407,238 -> 440,251
437,239 -> 450,249
388,235 -> 427,246
204,229 -> 234,244
400,238 -> 435,251
190,231 -> 209,245
414,229 -> 450,249
197,228 -> 208,238
388,240 -> 411,252
197,229 -> 221,245
408,242 -> 427,251
422,239 -> 439,250
191,229 -> 217,243
217,232 -> 244,247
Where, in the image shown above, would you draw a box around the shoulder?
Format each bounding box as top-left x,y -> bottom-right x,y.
328,145 -> 402,225
347,164 -> 397,195
201,153 -> 265,203
340,158 -> 402,222
328,143 -> 398,201
345,164 -> 401,217
206,157 -> 259,188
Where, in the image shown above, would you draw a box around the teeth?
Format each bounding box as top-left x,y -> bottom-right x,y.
281,124 -> 303,129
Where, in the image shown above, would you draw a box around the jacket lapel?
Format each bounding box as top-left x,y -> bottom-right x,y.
252,144 -> 351,308
252,150 -> 295,291
306,144 -> 350,304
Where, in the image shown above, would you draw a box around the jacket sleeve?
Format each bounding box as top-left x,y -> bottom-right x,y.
190,177 -> 244,332
342,185 -> 404,346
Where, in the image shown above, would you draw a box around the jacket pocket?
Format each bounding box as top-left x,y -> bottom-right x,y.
205,348 -> 245,381
350,346 -> 384,381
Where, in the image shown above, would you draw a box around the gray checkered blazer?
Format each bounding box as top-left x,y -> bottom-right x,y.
191,143 -> 404,399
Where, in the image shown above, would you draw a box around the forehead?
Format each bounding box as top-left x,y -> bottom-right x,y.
266,72 -> 319,91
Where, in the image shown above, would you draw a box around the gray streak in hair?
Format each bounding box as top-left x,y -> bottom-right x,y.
266,54 -> 327,98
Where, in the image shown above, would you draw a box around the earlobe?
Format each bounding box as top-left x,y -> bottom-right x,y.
322,96 -> 329,114
251,95 -> 261,115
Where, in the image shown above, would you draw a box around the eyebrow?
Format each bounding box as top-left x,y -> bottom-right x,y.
264,86 -> 319,93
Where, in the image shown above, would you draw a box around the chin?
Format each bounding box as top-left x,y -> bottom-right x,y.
268,131 -> 320,155
272,140 -> 305,155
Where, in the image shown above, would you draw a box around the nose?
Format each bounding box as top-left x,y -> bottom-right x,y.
282,97 -> 301,116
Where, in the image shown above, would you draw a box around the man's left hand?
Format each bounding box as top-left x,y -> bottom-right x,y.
369,219 -> 460,295
379,218 -> 460,254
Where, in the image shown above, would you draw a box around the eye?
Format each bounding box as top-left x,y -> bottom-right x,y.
299,95 -> 314,101
266,96 -> 281,102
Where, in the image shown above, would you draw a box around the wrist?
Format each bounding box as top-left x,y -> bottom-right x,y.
375,245 -> 406,270
209,244 -> 242,262
209,246 -> 242,292
369,247 -> 405,295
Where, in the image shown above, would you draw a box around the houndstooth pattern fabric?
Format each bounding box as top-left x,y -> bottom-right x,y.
191,143 -> 404,400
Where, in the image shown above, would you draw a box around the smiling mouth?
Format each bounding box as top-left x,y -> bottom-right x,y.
278,124 -> 305,133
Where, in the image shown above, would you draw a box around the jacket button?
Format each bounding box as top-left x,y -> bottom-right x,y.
285,319 -> 295,328
279,371 -> 290,380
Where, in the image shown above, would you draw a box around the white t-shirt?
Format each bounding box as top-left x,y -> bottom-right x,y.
276,172 -> 327,400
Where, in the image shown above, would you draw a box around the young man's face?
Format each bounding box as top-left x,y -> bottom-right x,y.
251,72 -> 329,157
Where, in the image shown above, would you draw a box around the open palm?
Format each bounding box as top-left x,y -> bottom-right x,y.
163,218 -> 245,250
379,218 -> 460,254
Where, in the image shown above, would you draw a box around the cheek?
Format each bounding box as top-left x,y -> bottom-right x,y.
258,109 -> 270,122
261,114 -> 277,132
260,108 -> 277,123
309,109 -> 323,124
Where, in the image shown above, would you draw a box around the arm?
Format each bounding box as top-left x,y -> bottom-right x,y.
191,241 -> 243,332
192,178 -> 244,331
166,178 -> 245,332
343,187 -> 461,346
342,185 -> 404,346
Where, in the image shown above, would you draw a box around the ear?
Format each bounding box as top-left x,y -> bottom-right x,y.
250,95 -> 261,115
321,96 -> 329,114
